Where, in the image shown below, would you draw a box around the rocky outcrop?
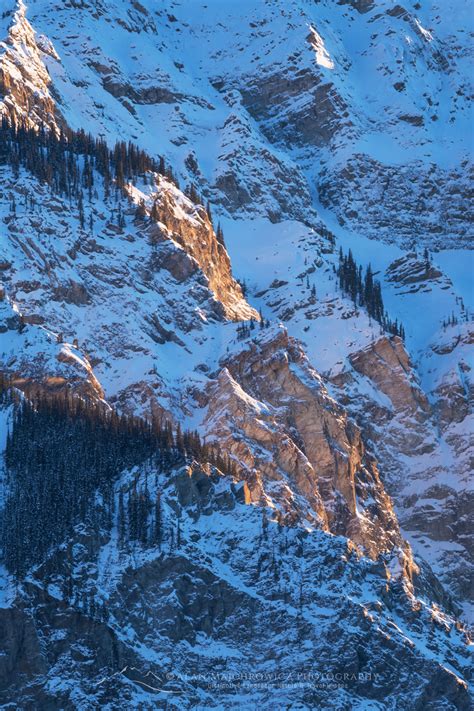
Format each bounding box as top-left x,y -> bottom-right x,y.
0,0 -> 61,128
319,155 -> 473,249
52,279 -> 91,305
0,155 -> 258,417
386,253 -> 451,294
210,110 -> 315,222
347,336 -> 432,439
429,326 -> 473,430
328,335 -> 474,617
0,586 -> 136,709
0,295 -> 104,401
203,327 -> 408,562
137,177 -> 257,321
239,69 -> 348,149
338,0 -> 375,13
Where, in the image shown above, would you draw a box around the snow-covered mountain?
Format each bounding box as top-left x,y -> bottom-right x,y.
0,0 -> 472,708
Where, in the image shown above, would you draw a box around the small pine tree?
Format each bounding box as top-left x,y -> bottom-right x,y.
153,491 -> 162,547
135,199 -> 147,221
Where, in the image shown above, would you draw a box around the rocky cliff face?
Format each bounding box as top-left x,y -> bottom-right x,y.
329,334 -> 473,615
319,156 -> 473,250
2,0 -> 470,240
0,155 -> 256,416
0,0 -> 60,127
129,177 -> 257,321
0,294 -> 104,401
204,328 -> 406,562
0,458 -> 471,710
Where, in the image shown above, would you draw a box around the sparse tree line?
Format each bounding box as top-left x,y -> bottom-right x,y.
0,379 -> 238,578
236,308 -> 270,340
442,294 -> 470,328
0,115 -> 179,199
0,115 -> 214,236
0,112 -> 224,246
0,115 -> 221,225
337,248 -> 405,339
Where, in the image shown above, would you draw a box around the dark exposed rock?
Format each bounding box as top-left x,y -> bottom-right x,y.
52,279 -> 90,305
319,155 -> 473,249
0,466 -> 471,710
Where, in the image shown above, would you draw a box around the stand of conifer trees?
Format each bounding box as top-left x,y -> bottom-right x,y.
0,380 -> 237,578
337,248 -> 405,339
0,115 -> 179,206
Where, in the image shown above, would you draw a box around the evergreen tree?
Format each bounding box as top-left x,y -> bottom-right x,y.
153,491 -> 162,547
337,248 -> 404,339
135,198 -> 147,221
